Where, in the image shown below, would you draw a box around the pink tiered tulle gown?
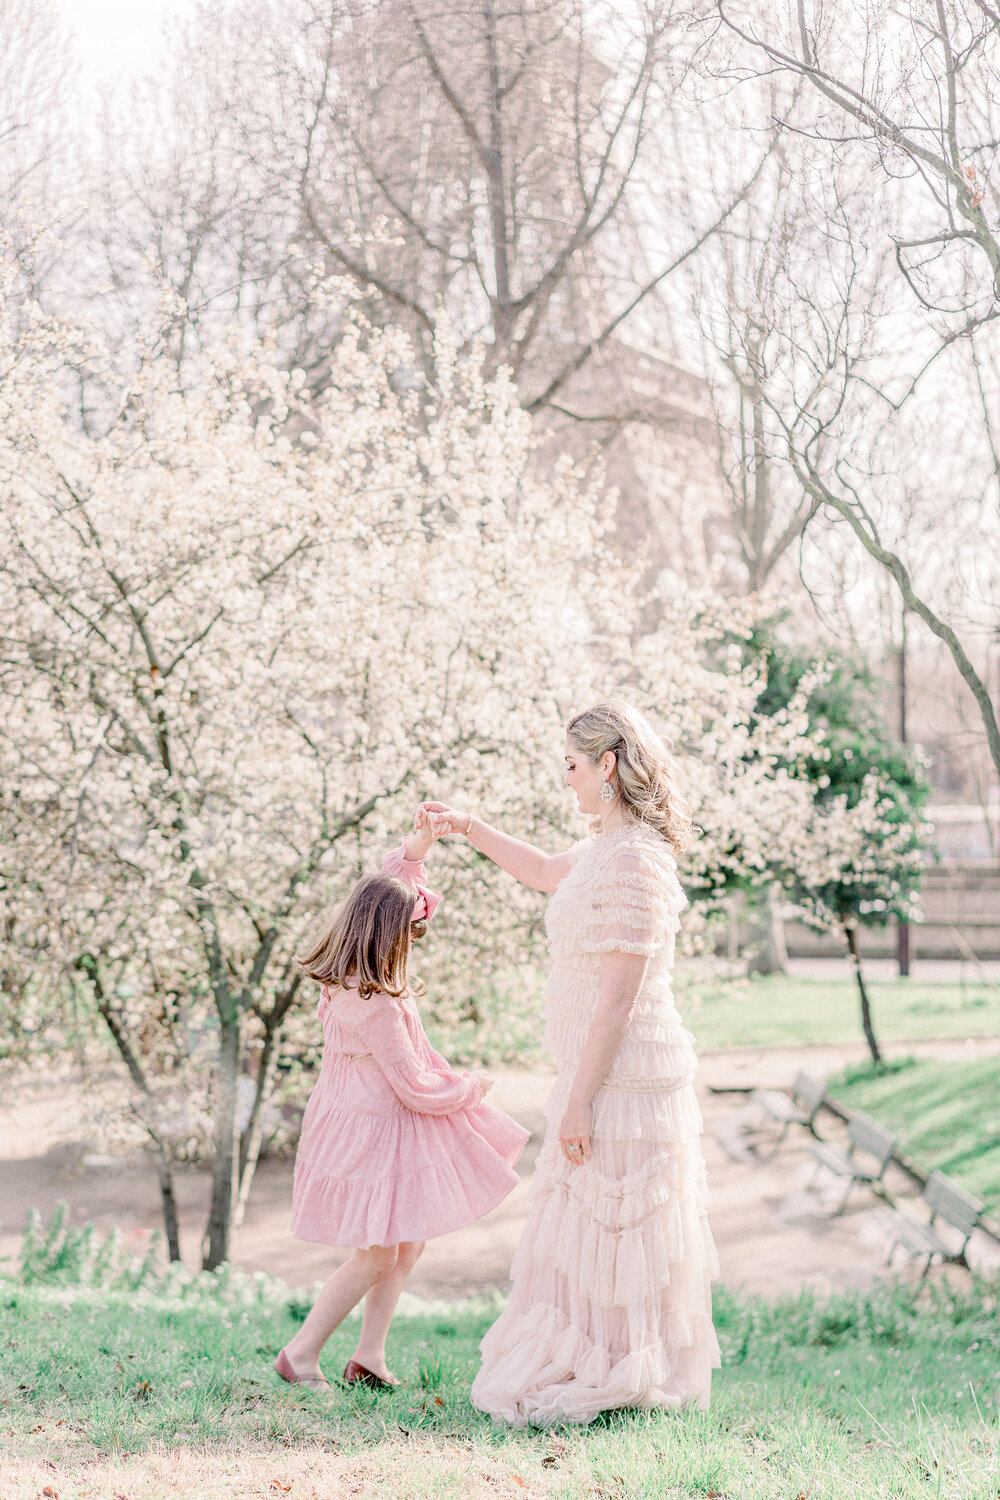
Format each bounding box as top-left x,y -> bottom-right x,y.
291,846 -> 529,1249
471,824 -> 721,1425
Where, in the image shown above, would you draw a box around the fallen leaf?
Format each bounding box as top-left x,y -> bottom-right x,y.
42,1488 -> 59,1498
541,1455 -> 558,1468
433,1396 -> 444,1407
511,1480 -> 530,1491
269,1483 -> 292,1493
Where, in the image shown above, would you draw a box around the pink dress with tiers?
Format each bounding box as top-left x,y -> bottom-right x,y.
291,847 -> 529,1249
471,823 -> 721,1425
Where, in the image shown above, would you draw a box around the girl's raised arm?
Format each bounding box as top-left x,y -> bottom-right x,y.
416,803 -> 571,893
380,838 -> 441,922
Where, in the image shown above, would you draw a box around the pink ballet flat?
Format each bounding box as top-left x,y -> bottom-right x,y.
342,1358 -> 400,1390
274,1347 -> 329,1389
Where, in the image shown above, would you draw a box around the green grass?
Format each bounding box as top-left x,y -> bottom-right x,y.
1,1267 -> 998,1498
828,1057 -> 1000,1220
684,974 -> 1000,1051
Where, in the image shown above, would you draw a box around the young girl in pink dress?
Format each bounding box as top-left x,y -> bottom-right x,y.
275,813 -> 528,1391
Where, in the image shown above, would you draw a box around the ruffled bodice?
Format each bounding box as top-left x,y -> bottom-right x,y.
542,825 -> 697,1091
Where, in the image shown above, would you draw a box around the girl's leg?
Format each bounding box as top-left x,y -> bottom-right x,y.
282,1245 -> 400,1378
350,1240 -> 426,1381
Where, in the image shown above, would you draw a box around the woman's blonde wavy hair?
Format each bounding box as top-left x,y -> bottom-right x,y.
566,699 -> 695,853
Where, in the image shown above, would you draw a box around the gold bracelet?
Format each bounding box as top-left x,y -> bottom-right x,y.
463,813 -> 474,838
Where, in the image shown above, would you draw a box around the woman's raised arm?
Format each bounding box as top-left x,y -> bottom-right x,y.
416,803 -> 571,893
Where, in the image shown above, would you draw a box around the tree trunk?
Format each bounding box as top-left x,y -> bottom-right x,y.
154,1149 -> 182,1262
747,885 -> 788,974
233,1031 -> 282,1232
76,955 -> 183,1261
765,881 -> 788,974
481,0 -> 513,358
843,920 -> 882,1066
203,1007 -> 242,1269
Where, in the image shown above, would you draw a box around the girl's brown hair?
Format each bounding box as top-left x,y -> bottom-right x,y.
297,873 -> 427,999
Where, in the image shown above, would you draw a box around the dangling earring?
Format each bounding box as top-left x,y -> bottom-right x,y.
600,778 -> 615,803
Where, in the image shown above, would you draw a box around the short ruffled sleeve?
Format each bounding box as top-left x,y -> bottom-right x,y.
564,838 -> 593,869
581,840 -> 687,957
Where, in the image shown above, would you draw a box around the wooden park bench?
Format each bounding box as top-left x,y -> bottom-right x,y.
806,1109 -> 896,1215
881,1170 -> 984,1280
750,1071 -> 827,1155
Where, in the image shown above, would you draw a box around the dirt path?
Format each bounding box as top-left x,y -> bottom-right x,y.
2,1044 -> 998,1300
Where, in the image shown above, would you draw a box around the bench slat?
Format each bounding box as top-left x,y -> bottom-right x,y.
751,1088 -> 809,1124
806,1142 -> 884,1182
846,1111 -> 896,1168
923,1170 -> 983,1234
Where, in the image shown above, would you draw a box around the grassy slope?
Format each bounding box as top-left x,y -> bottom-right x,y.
684,975 -> 1000,1052
1,1277 -> 998,1499
433,973 -> 1000,1064
682,975 -> 1000,1220
828,1057 -> 1000,1219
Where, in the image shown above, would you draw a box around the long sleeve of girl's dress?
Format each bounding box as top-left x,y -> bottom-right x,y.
350,993 -> 482,1115
381,843 -> 442,920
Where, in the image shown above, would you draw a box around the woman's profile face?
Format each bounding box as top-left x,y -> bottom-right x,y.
564,737 -> 606,815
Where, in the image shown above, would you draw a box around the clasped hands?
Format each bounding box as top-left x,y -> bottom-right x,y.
413,800 -> 468,838
402,802 -> 458,864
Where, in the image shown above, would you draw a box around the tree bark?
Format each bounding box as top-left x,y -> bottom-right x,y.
233,1028 -> 282,1232
75,955 -> 183,1261
203,1006 -> 242,1270
482,0 -> 513,356
747,884 -> 788,974
765,881 -> 789,975
152,1142 -> 182,1263
843,920 -> 882,1066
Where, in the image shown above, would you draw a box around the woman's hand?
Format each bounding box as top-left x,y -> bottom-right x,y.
416,801 -> 471,836
470,1068 -> 494,1096
408,808 -> 452,859
558,1097 -> 592,1166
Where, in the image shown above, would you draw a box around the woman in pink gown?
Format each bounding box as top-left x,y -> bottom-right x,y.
423,700 -> 720,1425
276,816 -> 528,1390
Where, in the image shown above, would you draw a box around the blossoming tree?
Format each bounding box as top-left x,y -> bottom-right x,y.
0,265 -> 925,1262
